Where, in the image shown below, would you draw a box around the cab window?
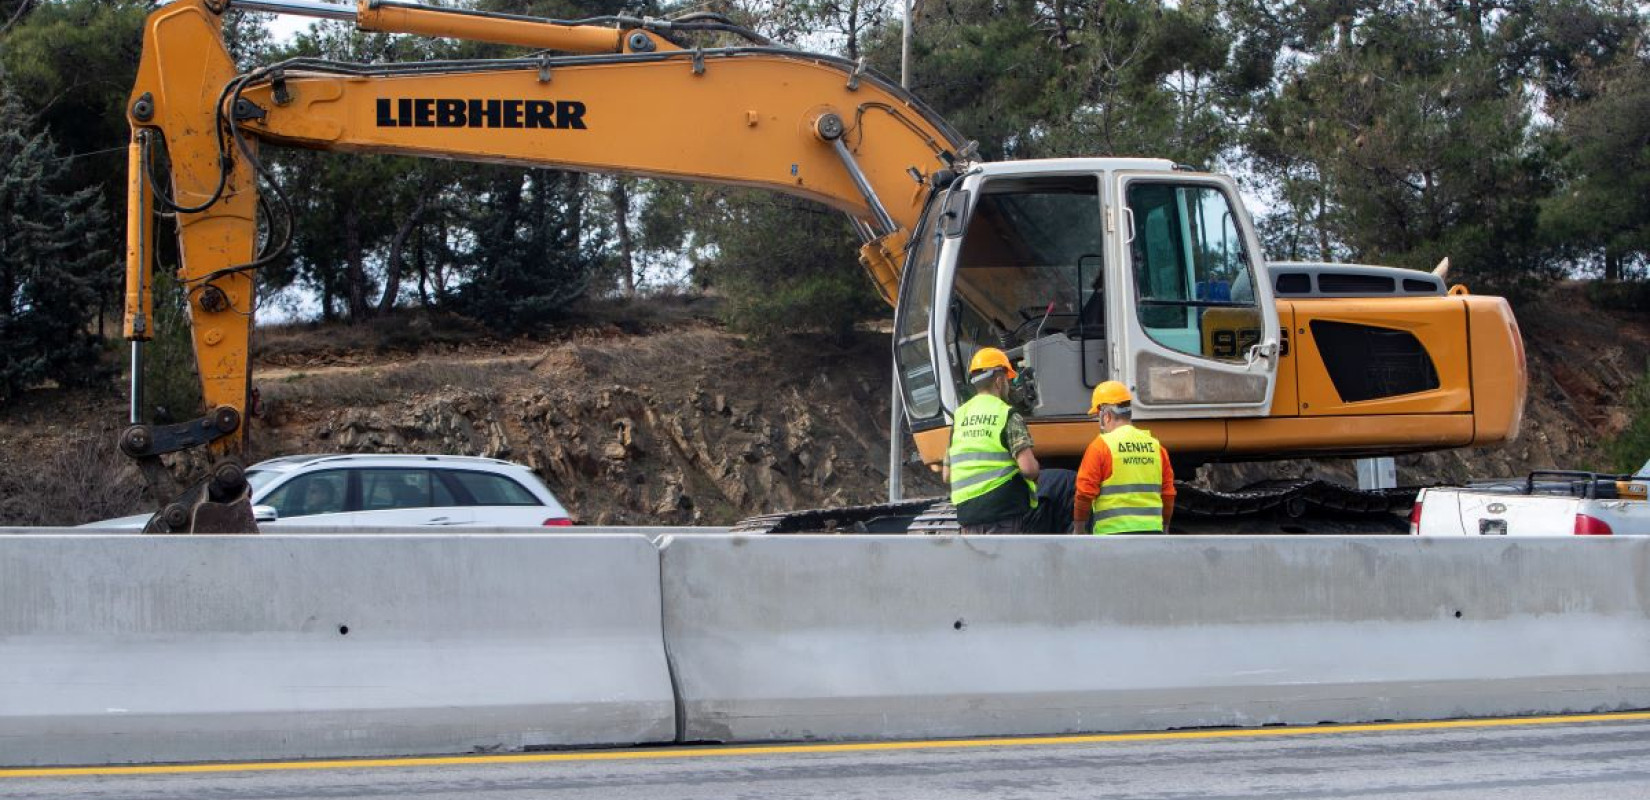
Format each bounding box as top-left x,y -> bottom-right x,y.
1126,183 -> 1262,362
945,175 -> 1103,402
895,192 -> 947,421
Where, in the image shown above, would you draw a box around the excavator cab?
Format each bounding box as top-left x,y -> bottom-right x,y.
895,159 -> 1280,465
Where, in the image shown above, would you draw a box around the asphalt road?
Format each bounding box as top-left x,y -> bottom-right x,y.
8,714 -> 1650,800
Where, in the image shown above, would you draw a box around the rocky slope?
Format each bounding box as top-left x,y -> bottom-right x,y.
250,325 -> 945,525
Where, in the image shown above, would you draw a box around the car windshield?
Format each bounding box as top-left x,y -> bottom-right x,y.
246,469 -> 280,495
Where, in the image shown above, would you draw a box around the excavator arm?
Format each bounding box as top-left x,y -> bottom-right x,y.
121,0 -> 966,529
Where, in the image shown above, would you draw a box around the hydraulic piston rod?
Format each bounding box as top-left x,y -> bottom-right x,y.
228,0 -> 649,53
231,0 -> 357,20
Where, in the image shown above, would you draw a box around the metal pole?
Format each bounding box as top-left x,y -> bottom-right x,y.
900,0 -> 912,89
889,364 -> 904,501
129,342 -> 144,425
1356,457 -> 1396,491
888,0 -> 912,504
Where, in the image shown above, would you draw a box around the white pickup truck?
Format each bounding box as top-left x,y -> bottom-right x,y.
1410,465 -> 1650,536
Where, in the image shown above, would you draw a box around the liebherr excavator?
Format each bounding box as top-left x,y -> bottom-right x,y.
120,0 -> 1527,532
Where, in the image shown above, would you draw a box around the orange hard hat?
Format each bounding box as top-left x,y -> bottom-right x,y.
968,347 -> 1017,380
1089,381 -> 1133,415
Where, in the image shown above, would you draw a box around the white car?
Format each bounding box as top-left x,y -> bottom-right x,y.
1409,469 -> 1649,537
83,454 -> 572,530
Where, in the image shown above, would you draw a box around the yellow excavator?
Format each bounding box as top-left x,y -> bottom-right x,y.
120,0 -> 1526,532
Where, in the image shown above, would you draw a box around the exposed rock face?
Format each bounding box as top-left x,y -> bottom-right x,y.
257,327 -> 945,525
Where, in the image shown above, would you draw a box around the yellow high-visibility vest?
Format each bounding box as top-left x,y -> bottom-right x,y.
948,393 -> 1036,508
1091,424 -> 1163,534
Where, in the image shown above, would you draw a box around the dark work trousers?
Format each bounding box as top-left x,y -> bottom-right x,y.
1021,467 -> 1076,534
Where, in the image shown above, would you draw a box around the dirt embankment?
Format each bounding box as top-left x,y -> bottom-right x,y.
0,284 -> 1644,527
250,325 -> 945,525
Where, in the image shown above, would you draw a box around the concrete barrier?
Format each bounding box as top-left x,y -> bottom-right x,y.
0,534 -> 675,766
660,535 -> 1650,742
3,526 -> 731,538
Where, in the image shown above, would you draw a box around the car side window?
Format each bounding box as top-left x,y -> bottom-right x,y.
263,471 -> 349,518
359,469 -> 433,511
432,474 -> 458,506
441,470 -> 539,506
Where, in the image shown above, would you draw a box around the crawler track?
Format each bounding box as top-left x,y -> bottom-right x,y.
732,482 -> 1419,534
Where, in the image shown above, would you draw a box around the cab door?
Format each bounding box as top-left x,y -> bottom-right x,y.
1110,173 -> 1279,417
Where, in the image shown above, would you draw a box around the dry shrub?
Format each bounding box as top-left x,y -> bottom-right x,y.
1586,280 -> 1650,313
0,436 -> 150,527
256,311 -> 494,365
554,327 -> 735,380
570,290 -> 722,335
259,359 -> 523,411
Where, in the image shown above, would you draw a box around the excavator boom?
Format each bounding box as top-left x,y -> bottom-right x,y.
120,0 -> 964,525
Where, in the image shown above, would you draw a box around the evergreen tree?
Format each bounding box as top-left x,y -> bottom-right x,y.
0,78 -> 107,400
263,22 -> 463,322
1540,41 -> 1650,280
454,168 -> 599,334
694,189 -> 878,342
1241,2 -> 1555,289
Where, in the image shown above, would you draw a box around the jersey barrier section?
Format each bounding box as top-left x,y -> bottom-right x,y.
658,535 -> 1650,742
0,534 -> 676,766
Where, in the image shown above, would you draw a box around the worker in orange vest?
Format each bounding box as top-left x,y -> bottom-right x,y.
1073,381 -> 1176,534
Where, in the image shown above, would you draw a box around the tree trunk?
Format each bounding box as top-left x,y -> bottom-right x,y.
432,217 -> 452,305
1605,247 -> 1622,282
610,179 -> 636,296
846,0 -> 861,60
567,172 -> 584,249
344,208 -> 369,321
415,224 -> 429,307
1316,185 -> 1332,262
379,192 -> 431,314
321,275 -> 335,322
0,0 -> 35,37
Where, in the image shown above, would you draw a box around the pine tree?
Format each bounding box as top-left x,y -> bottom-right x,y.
1541,45 -> 1650,281
0,77 -> 107,400
455,168 -> 598,334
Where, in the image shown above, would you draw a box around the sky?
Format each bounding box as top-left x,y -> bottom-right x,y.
264,13 -> 316,44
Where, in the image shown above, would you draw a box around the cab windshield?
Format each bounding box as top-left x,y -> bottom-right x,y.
943,174 -> 1105,416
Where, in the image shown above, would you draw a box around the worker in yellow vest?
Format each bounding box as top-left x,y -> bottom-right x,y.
944,348 -> 1039,534
1072,381 -> 1176,534
943,348 -> 1075,534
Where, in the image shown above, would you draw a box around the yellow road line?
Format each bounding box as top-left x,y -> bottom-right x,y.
7,710 -> 1650,779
